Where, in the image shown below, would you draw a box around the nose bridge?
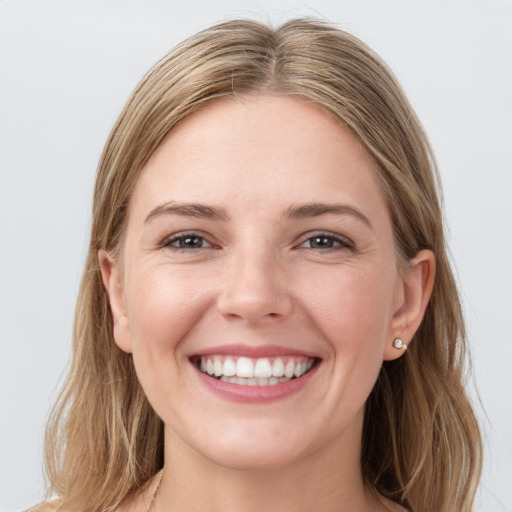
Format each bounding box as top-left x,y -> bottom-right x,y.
217,237 -> 292,322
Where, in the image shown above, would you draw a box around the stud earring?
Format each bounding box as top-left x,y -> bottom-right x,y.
393,338 -> 407,350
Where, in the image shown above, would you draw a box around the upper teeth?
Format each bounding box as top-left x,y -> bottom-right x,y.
198,356 -> 314,380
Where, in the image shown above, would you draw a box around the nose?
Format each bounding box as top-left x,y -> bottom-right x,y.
217,248 -> 293,324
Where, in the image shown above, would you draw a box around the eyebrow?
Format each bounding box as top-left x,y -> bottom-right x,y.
286,202 -> 372,228
144,200 -> 372,228
145,201 -> 230,223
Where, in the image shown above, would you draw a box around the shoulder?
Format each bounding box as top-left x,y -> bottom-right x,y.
22,499 -> 61,512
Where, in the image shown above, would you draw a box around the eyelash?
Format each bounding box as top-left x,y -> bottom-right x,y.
162,231 -> 353,251
298,232 -> 353,251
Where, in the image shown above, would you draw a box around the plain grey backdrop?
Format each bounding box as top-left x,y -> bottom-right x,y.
1,0 -> 511,510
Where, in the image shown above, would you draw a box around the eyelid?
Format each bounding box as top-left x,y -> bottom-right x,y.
159,229 -> 353,251
161,230 -> 215,249
297,231 -> 354,249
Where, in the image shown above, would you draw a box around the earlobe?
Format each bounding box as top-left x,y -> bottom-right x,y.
384,249 -> 436,361
98,250 -> 133,354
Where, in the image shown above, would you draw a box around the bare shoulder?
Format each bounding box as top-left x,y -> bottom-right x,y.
26,476 -> 158,512
23,500 -> 61,512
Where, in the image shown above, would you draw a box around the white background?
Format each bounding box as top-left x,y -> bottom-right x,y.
1,1 -> 511,510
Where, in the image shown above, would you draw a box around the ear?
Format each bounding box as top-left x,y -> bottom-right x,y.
384,249 -> 436,361
98,250 -> 132,353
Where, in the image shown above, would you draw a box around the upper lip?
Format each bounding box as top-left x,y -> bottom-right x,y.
191,343 -> 319,359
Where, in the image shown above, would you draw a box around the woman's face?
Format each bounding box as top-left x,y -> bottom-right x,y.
103,95 -> 414,470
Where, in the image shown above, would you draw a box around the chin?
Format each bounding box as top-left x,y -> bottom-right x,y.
201,440 -> 310,472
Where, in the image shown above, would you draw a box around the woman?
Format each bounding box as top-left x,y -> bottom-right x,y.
39,18 -> 482,512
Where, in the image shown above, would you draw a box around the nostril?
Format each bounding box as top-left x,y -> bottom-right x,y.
216,262 -> 293,322
217,292 -> 292,323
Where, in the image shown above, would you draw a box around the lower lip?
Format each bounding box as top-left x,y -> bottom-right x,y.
193,362 -> 319,403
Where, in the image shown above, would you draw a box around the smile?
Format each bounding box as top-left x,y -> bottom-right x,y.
195,355 -> 316,386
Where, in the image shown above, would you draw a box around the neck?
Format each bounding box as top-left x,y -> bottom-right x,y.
154,412 -> 382,512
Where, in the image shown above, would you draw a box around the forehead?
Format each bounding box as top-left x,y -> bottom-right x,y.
129,95 -> 388,221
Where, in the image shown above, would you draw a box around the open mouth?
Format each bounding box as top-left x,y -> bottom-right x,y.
192,355 -> 318,386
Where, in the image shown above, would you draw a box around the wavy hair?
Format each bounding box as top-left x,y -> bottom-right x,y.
41,18 -> 482,512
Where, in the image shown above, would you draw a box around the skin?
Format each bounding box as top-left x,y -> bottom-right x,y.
100,95 -> 435,512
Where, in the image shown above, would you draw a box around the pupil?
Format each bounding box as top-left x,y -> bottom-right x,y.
312,236 -> 332,248
181,236 -> 202,248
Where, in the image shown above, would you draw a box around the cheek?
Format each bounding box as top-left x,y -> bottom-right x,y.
300,264 -> 396,351
122,265 -> 214,418
125,265 -> 212,353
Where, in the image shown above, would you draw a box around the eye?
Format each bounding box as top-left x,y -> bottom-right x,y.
300,233 -> 352,250
163,232 -> 212,249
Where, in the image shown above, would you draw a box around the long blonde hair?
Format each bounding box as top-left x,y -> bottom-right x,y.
42,18 -> 481,512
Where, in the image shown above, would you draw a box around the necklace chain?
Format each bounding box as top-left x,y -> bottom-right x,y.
146,470 -> 163,512
142,469 -> 387,512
